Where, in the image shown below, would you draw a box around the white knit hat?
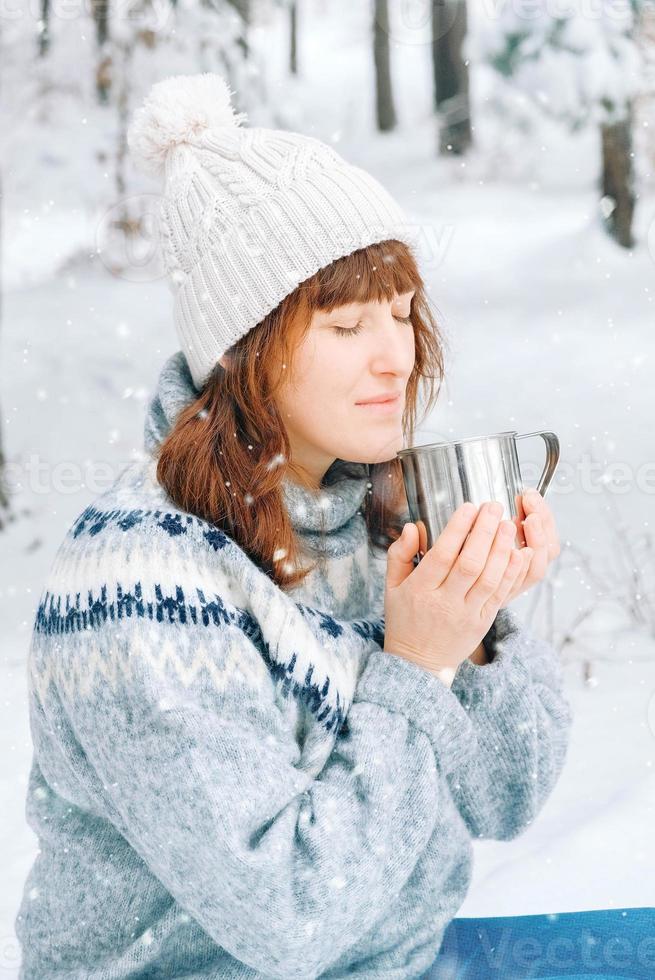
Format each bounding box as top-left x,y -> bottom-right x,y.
127,73 -> 419,390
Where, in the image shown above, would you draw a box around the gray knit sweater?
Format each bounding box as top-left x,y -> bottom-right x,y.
15,351 -> 573,979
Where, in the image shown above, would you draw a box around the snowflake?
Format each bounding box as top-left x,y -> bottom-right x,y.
266,453 -> 286,471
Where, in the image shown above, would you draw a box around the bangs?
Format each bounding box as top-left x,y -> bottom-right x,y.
301,240 -> 422,313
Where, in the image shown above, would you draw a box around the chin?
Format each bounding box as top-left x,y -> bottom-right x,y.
347,443 -> 404,466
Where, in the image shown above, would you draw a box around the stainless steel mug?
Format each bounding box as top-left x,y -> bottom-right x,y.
396,430 -> 560,557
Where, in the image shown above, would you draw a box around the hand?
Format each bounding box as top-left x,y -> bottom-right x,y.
502,488 -> 561,606
384,501 -> 529,684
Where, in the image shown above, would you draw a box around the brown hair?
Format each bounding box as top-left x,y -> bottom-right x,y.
154,239 -> 447,589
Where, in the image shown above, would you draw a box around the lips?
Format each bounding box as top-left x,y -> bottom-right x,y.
356,393 -> 401,405
355,394 -> 403,416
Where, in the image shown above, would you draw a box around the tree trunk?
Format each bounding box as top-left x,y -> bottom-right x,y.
431,0 -> 471,155
115,40 -> 133,202
38,0 -> 50,56
91,0 -> 109,47
290,1 -> 298,75
373,0 -> 397,132
91,0 -> 111,103
600,112 -> 636,249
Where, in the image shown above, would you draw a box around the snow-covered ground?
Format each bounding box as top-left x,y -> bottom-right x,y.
2,0 -> 655,973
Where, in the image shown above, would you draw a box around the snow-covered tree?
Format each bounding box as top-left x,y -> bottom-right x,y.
635,0 -> 655,171
469,0 -> 644,246
225,0 -> 252,60
96,0 -> 259,277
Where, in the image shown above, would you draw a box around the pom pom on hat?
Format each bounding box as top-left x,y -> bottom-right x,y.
127,73 -> 248,178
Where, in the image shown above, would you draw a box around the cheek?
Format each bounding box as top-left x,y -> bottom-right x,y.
295,372 -> 350,420
297,338 -> 357,403
277,349 -> 346,420
403,332 -> 416,371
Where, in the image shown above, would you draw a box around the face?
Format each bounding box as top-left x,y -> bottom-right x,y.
265,290 -> 416,487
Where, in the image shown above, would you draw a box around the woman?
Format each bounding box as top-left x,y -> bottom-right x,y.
16,74 -> 571,978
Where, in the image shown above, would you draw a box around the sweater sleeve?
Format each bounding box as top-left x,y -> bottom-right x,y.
52,621 -> 481,979
445,607 -> 573,841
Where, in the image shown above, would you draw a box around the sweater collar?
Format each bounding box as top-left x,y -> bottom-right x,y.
143,350 -> 197,460
281,460 -> 369,534
143,351 -> 369,535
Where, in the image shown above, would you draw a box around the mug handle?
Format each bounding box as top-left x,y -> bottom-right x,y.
515,431 -> 560,496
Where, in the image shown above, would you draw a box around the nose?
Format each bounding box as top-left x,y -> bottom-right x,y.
369,310 -> 414,374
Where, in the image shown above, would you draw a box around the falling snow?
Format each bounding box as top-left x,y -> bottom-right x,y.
1,1 -> 654,968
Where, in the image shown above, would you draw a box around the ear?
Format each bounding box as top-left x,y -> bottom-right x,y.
218,354 -> 229,368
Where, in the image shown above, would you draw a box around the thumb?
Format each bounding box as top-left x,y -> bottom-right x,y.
386,523 -> 419,591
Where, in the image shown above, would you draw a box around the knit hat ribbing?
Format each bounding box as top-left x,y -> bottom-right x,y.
128,73 -> 418,390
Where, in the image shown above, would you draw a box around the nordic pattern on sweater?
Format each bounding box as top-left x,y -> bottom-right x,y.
29,457 -> 382,747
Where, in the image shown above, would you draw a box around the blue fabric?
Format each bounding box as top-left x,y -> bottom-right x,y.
422,907 -> 655,980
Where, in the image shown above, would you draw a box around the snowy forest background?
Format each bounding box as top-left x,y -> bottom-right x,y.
2,0 -> 655,972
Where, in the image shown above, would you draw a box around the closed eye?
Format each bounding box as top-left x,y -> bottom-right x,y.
332,314 -> 412,337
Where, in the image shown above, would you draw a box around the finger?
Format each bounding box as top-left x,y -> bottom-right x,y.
414,501 -> 480,590
386,523 -> 420,591
465,519 -> 517,609
522,512 -> 549,580
442,502 -> 504,599
540,504 -> 561,560
507,547 -> 535,600
523,490 -> 561,559
495,547 -> 534,610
